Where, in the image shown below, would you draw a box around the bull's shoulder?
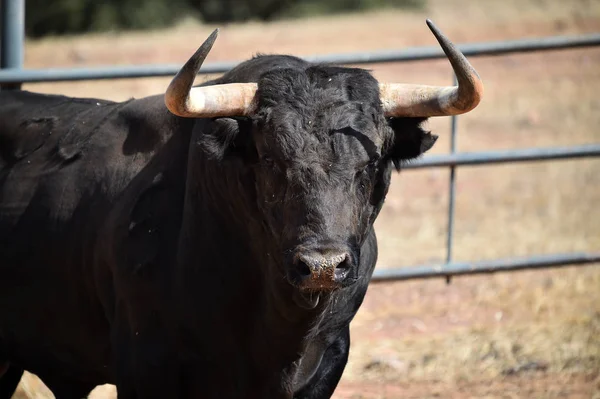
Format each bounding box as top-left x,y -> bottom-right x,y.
0,91 -> 181,167
0,91 -> 188,260
0,91 -> 182,223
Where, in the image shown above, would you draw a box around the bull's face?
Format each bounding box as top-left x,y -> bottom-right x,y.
166,23 -> 482,308
198,65 -> 437,305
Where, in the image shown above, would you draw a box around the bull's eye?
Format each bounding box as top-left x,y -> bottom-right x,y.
261,155 -> 274,167
355,162 -> 374,180
357,156 -> 380,175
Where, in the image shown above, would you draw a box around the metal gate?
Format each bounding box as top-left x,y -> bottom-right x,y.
1,0 -> 599,282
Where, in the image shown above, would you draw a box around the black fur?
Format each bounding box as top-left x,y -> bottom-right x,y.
0,54 -> 436,398
0,362 -> 23,399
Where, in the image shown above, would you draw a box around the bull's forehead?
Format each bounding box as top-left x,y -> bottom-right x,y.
255,66 -> 385,164
257,103 -> 383,166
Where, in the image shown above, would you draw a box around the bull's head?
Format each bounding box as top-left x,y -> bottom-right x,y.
164,21 -> 483,307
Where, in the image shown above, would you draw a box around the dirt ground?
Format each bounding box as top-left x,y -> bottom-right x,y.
11,0 -> 600,397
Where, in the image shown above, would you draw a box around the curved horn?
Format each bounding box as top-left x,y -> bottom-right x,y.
165,29 -> 258,118
380,19 -> 484,117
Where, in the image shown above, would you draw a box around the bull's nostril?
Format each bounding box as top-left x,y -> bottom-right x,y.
296,260 -> 312,279
334,258 -> 350,281
335,256 -> 350,269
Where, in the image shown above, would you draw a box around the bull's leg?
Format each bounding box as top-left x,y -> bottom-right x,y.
293,327 -> 351,399
0,362 -> 24,399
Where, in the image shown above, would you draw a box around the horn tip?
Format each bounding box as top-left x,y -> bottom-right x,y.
425,19 -> 441,36
208,28 -> 220,42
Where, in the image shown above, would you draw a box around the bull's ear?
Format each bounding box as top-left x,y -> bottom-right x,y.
197,117 -> 256,161
386,117 -> 438,170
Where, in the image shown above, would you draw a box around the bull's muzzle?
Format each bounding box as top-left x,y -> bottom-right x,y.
291,248 -> 352,291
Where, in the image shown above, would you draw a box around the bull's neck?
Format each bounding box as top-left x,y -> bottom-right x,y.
175,144 -> 327,391
179,149 -> 308,317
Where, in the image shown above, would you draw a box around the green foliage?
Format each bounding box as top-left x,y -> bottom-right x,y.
24,0 -> 425,37
189,0 -> 296,22
25,0 -> 190,37
279,0 -> 424,19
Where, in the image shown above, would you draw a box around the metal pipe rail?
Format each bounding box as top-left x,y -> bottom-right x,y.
372,252 -> 600,281
407,143 -> 600,169
1,33 -> 599,84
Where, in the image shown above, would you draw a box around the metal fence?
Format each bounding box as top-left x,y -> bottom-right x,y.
1,0 -> 599,282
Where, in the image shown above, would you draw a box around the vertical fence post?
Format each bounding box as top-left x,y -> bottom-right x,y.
445,75 -> 458,284
1,0 -> 25,90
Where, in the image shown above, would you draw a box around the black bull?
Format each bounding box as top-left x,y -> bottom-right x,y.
0,23 -> 481,399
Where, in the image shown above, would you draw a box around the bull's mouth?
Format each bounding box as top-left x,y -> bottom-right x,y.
291,280 -> 342,309
289,277 -> 358,309
286,261 -> 357,310
292,290 -> 321,309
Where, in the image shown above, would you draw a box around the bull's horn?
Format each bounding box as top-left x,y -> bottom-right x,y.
164,29 -> 258,118
380,19 -> 484,117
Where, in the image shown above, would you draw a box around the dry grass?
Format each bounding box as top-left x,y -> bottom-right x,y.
11,0 -> 600,397
346,267 -> 600,379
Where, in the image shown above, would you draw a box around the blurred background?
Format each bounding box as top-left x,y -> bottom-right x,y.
8,0 -> 600,397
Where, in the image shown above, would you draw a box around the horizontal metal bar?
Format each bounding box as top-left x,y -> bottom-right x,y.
1,33 -> 599,84
372,252 -> 600,281
0,62 -> 235,83
406,143 -> 600,169
304,32 -> 600,65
